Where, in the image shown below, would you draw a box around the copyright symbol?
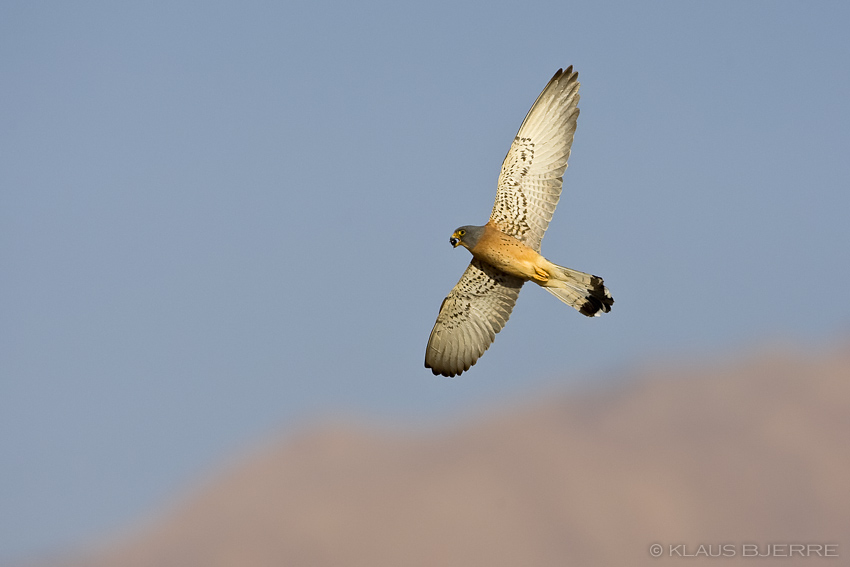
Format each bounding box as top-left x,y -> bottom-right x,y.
649,543 -> 663,557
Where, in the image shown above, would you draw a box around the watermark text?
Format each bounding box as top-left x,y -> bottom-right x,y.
649,543 -> 838,559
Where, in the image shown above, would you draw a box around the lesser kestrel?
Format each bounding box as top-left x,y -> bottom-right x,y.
425,66 -> 613,377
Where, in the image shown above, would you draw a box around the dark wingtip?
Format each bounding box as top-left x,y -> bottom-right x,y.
425,361 -> 461,377
561,65 -> 577,81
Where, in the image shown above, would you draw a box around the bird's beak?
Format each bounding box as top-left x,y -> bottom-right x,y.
449,236 -> 459,247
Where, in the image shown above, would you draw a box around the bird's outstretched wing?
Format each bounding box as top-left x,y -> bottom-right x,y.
490,66 -> 580,252
425,259 -> 524,377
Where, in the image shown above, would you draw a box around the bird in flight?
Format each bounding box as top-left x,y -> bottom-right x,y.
425,66 -> 613,377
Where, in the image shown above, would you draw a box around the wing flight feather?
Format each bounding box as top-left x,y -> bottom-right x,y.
490,66 -> 580,251
424,259 -> 524,377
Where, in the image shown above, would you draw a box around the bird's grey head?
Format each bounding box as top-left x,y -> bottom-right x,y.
449,225 -> 485,250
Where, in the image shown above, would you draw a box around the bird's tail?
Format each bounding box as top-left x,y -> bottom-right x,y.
543,264 -> 613,317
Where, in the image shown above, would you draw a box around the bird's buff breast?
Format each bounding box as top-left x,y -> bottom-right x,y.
469,225 -> 547,282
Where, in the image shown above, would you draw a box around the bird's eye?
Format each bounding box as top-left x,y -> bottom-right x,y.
458,229 -> 466,236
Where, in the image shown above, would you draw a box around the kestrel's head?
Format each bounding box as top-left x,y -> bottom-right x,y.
449,225 -> 484,250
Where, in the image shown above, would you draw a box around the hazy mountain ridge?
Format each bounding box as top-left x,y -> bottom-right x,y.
56,346 -> 850,566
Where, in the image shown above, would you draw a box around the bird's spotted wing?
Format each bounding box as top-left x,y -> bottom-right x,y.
490,66 -> 580,252
425,259 -> 524,377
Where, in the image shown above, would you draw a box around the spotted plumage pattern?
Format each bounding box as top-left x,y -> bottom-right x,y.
425,259 -> 524,377
490,66 -> 580,252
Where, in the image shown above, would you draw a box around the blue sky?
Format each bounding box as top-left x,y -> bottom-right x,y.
2,0 -> 849,561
